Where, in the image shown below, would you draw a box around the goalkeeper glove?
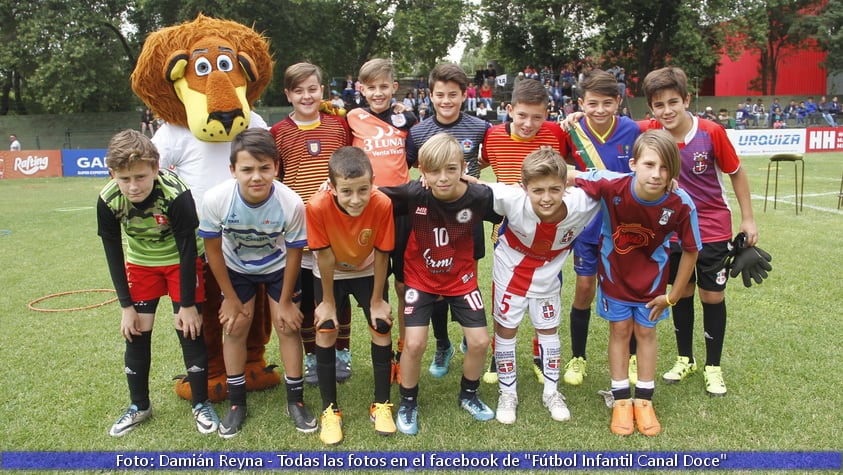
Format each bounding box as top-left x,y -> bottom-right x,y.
728,233 -> 772,287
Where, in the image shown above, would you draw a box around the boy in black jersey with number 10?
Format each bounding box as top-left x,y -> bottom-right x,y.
379,133 -> 502,435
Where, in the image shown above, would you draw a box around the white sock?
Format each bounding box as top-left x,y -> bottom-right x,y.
494,334 -> 517,394
537,332 -> 561,395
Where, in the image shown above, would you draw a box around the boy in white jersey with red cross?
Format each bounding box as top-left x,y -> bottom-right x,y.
481,148 -> 599,424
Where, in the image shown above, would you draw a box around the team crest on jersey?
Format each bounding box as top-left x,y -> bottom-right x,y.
415,207 -> 428,215
612,223 -> 656,254
456,208 -> 473,223
391,113 -> 407,128
541,301 -> 556,320
659,208 -> 675,225
154,214 -> 169,225
306,140 -> 321,156
358,229 -> 373,246
559,229 -> 575,245
692,152 -> 709,174
461,139 -> 474,153
405,288 -> 419,304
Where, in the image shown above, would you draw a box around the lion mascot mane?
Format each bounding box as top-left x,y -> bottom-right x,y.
131,14 -> 278,402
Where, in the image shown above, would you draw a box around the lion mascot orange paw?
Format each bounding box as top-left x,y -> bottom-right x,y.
131,14 -> 280,402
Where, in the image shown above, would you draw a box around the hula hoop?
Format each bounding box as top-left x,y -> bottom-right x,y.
28,289 -> 118,312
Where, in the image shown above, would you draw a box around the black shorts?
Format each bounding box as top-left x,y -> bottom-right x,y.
313,275 -> 389,329
227,267 -> 302,303
402,286 -> 487,329
668,240 -> 730,292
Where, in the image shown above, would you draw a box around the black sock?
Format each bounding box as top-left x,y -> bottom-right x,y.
125,331 -> 152,410
226,373 -> 246,407
673,296 -> 696,359
635,386 -> 654,401
372,342 -> 392,403
612,387 -> 632,401
177,328 -> 208,405
316,345 -> 336,411
400,384 -> 419,408
702,300 -> 727,366
459,376 -> 480,401
285,376 -> 304,405
431,300 -> 451,350
569,307 -> 591,358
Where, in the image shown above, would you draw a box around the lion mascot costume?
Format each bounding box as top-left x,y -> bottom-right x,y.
131,14 -> 278,401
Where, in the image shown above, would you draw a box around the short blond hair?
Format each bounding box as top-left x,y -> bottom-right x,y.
633,129 -> 681,179
418,133 -> 464,172
521,147 -> 567,185
106,129 -> 159,171
358,58 -> 394,84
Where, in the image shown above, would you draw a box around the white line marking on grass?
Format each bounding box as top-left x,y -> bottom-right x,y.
54,206 -> 94,212
752,194 -> 843,215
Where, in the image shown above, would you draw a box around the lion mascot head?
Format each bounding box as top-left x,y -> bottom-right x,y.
131,14 -> 273,142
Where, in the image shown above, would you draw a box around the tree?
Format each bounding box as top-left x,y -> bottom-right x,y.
736,0 -> 825,95
805,0 -> 843,73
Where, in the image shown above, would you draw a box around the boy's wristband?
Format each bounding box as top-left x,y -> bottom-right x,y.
664,293 -> 676,307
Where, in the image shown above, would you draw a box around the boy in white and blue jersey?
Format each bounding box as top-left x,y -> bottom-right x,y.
200,129 -> 315,438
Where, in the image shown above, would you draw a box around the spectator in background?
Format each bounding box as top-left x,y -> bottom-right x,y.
9,134 -> 21,151
701,106 -> 717,121
769,101 -> 784,128
805,97 -> 819,125
347,91 -> 367,111
735,103 -> 749,129
479,82 -> 493,109
417,90 -> 432,118
783,100 -> 798,125
796,101 -> 808,126
497,102 -> 509,122
751,99 -> 766,127
716,109 -> 734,129
403,91 -> 417,115
524,65 -> 538,80
342,75 -> 355,104
140,108 -> 156,137
476,101 -> 489,119
415,76 -> 429,99
620,106 -> 632,119
466,83 -> 478,112
819,96 -> 838,127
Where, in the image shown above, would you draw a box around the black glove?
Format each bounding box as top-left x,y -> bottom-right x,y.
728,233 -> 772,287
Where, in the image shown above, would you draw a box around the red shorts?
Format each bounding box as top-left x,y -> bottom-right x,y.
125,258 -> 205,304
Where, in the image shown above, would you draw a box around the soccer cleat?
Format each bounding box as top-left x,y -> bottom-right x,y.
396,403 -> 418,435
287,402 -> 318,433
610,398 -> 634,436
218,405 -> 247,439
532,357 -> 544,384
335,349 -> 352,383
563,357 -> 587,386
459,395 -> 495,421
495,392 -> 518,424
633,399 -> 661,436
704,365 -> 727,397
370,402 -> 397,436
109,404 -> 152,437
482,355 -> 499,384
542,391 -> 571,422
428,344 -> 455,378
663,356 -> 697,384
304,353 -> 318,385
628,355 -> 638,386
319,404 -> 343,445
192,400 -> 220,434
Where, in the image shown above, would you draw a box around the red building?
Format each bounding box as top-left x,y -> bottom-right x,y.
715,46 -> 827,96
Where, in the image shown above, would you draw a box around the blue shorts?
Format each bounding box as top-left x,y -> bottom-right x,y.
572,215 -> 601,276
227,267 -> 301,303
596,287 -> 667,328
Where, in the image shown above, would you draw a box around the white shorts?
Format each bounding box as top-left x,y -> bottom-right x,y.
492,282 -> 561,331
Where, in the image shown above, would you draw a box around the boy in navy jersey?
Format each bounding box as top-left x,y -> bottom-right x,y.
380,133 -> 502,435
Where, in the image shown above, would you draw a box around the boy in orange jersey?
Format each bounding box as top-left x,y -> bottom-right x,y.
270,62 -> 354,386
346,58 -> 417,381
307,147 -> 396,445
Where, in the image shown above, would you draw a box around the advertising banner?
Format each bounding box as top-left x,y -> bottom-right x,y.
724,129 -> 805,156
62,149 -> 110,177
0,150 -> 63,179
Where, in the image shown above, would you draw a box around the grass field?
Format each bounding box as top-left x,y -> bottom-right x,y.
1,153 -> 842,474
